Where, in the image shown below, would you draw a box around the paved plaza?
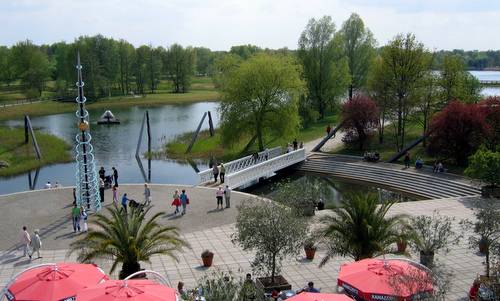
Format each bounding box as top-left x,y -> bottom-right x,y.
0,185 -> 488,300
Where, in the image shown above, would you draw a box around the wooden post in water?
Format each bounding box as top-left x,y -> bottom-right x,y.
136,111 -> 146,158
25,115 -> 42,160
186,112 -> 207,154
24,115 -> 29,143
207,111 -> 215,137
146,111 -> 151,183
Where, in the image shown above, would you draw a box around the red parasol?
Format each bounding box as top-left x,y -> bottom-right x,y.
3,262 -> 108,301
288,292 -> 354,301
337,259 -> 433,301
74,279 -> 178,301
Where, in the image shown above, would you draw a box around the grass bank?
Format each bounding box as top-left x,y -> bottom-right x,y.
331,121 -> 465,174
0,77 -> 219,121
0,127 -> 72,177
159,115 -> 338,161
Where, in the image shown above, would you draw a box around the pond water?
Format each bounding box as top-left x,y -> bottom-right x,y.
244,173 -> 420,207
0,102 -> 220,194
470,70 -> 500,96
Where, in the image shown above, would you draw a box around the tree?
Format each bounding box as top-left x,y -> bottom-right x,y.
0,46 -> 16,86
465,147 -> 500,187
230,44 -> 262,59
339,13 -> 376,99
134,45 -> 149,95
439,55 -> 481,106
368,55 -> 394,144
409,211 -> 461,268
427,101 -> 489,166
318,193 -> 407,264
460,199 -> 500,277
413,70 -> 440,147
341,94 -> 379,150
68,205 -> 189,279
10,40 -> 51,97
219,53 -> 304,151
481,96 -> 500,150
165,44 -> 195,93
194,47 -> 213,75
380,33 -> 429,151
231,200 -> 307,284
117,40 -> 136,94
298,16 -> 350,119
145,45 -> 163,93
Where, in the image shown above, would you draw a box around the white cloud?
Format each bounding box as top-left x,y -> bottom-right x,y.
0,0 -> 499,50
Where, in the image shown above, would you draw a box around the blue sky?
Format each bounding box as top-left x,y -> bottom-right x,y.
1,0 -> 499,50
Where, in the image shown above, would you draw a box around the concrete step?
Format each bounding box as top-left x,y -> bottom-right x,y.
300,160 -> 479,196
297,159 -> 480,199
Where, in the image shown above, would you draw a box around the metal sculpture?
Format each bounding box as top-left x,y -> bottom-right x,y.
74,53 -> 101,211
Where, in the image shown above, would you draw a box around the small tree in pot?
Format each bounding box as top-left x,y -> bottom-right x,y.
460,199 -> 500,277
409,211 -> 461,268
232,199 -> 308,293
201,250 -> 214,267
304,238 -> 317,260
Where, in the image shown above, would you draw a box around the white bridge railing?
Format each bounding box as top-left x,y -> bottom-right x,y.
198,146 -> 282,184
225,148 -> 306,189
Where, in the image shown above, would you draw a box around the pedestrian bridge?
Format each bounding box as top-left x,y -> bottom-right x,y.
198,147 -> 307,189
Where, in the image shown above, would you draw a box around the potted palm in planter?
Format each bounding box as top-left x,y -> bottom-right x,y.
201,250 -> 214,267
395,224 -> 412,253
304,239 -> 317,260
409,211 -> 461,268
232,199 -> 307,294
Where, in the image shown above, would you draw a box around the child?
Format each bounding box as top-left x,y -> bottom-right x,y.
112,185 -> 118,204
171,190 -> 181,214
80,205 -> 88,233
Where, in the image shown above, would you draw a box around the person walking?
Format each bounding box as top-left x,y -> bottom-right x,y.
326,124 -> 332,136
219,163 -> 226,184
216,186 -> 224,210
73,188 -> 77,205
224,185 -> 231,209
112,185 -> 118,204
112,167 -> 118,187
404,152 -> 411,169
212,164 -> 219,183
20,226 -> 31,257
71,204 -> 81,232
144,183 -> 151,205
80,205 -> 88,233
99,177 -> 105,203
171,190 -> 181,214
29,229 -> 42,259
121,193 -> 129,213
293,138 -> 298,150
99,166 -> 105,180
180,189 -> 189,215
44,181 -> 52,189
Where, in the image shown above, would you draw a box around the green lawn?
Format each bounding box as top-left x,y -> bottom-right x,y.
161,114 -> 339,161
0,127 -> 72,177
0,77 -> 219,121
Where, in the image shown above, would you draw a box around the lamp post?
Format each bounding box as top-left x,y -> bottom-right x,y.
75,52 -> 101,211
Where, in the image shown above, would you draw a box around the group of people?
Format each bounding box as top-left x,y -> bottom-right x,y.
404,152 -> 445,172
215,185 -> 231,210
212,163 -> 226,183
20,226 -> 42,260
286,138 -> 303,153
171,189 -> 189,215
71,203 -> 88,233
363,151 -> 380,162
44,181 -> 62,189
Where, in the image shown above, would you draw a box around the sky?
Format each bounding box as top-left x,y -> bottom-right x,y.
1,0 -> 499,51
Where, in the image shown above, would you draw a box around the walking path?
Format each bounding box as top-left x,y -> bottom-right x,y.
0,185 -> 487,300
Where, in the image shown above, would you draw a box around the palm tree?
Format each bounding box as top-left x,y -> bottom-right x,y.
318,193 -> 407,266
69,205 -> 189,279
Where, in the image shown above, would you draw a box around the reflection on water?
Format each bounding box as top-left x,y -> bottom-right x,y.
0,102 -> 219,194
245,173 -> 420,207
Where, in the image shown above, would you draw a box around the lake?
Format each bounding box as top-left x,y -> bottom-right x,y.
470,70 -> 500,96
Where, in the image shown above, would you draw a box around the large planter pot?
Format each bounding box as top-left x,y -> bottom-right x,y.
481,186 -> 500,198
397,241 -> 407,253
255,276 -> 292,294
201,253 -> 214,267
419,251 -> 435,267
304,247 -> 316,260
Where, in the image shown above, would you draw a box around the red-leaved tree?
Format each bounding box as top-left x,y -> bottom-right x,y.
480,96 -> 500,150
341,94 -> 379,150
427,101 -> 490,166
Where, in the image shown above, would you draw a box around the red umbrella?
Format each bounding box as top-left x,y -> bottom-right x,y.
337,259 -> 433,301
288,292 -> 354,301
3,262 -> 108,301
75,279 -> 178,301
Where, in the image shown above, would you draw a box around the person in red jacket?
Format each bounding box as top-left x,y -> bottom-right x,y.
468,280 -> 480,300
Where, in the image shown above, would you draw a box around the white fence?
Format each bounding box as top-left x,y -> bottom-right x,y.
198,146 -> 282,184
225,148 -> 306,189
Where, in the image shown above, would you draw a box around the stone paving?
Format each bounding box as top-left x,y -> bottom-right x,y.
0,185 -> 488,300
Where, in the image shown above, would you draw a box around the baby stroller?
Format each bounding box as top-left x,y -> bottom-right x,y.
128,199 -> 145,212
104,175 -> 113,189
